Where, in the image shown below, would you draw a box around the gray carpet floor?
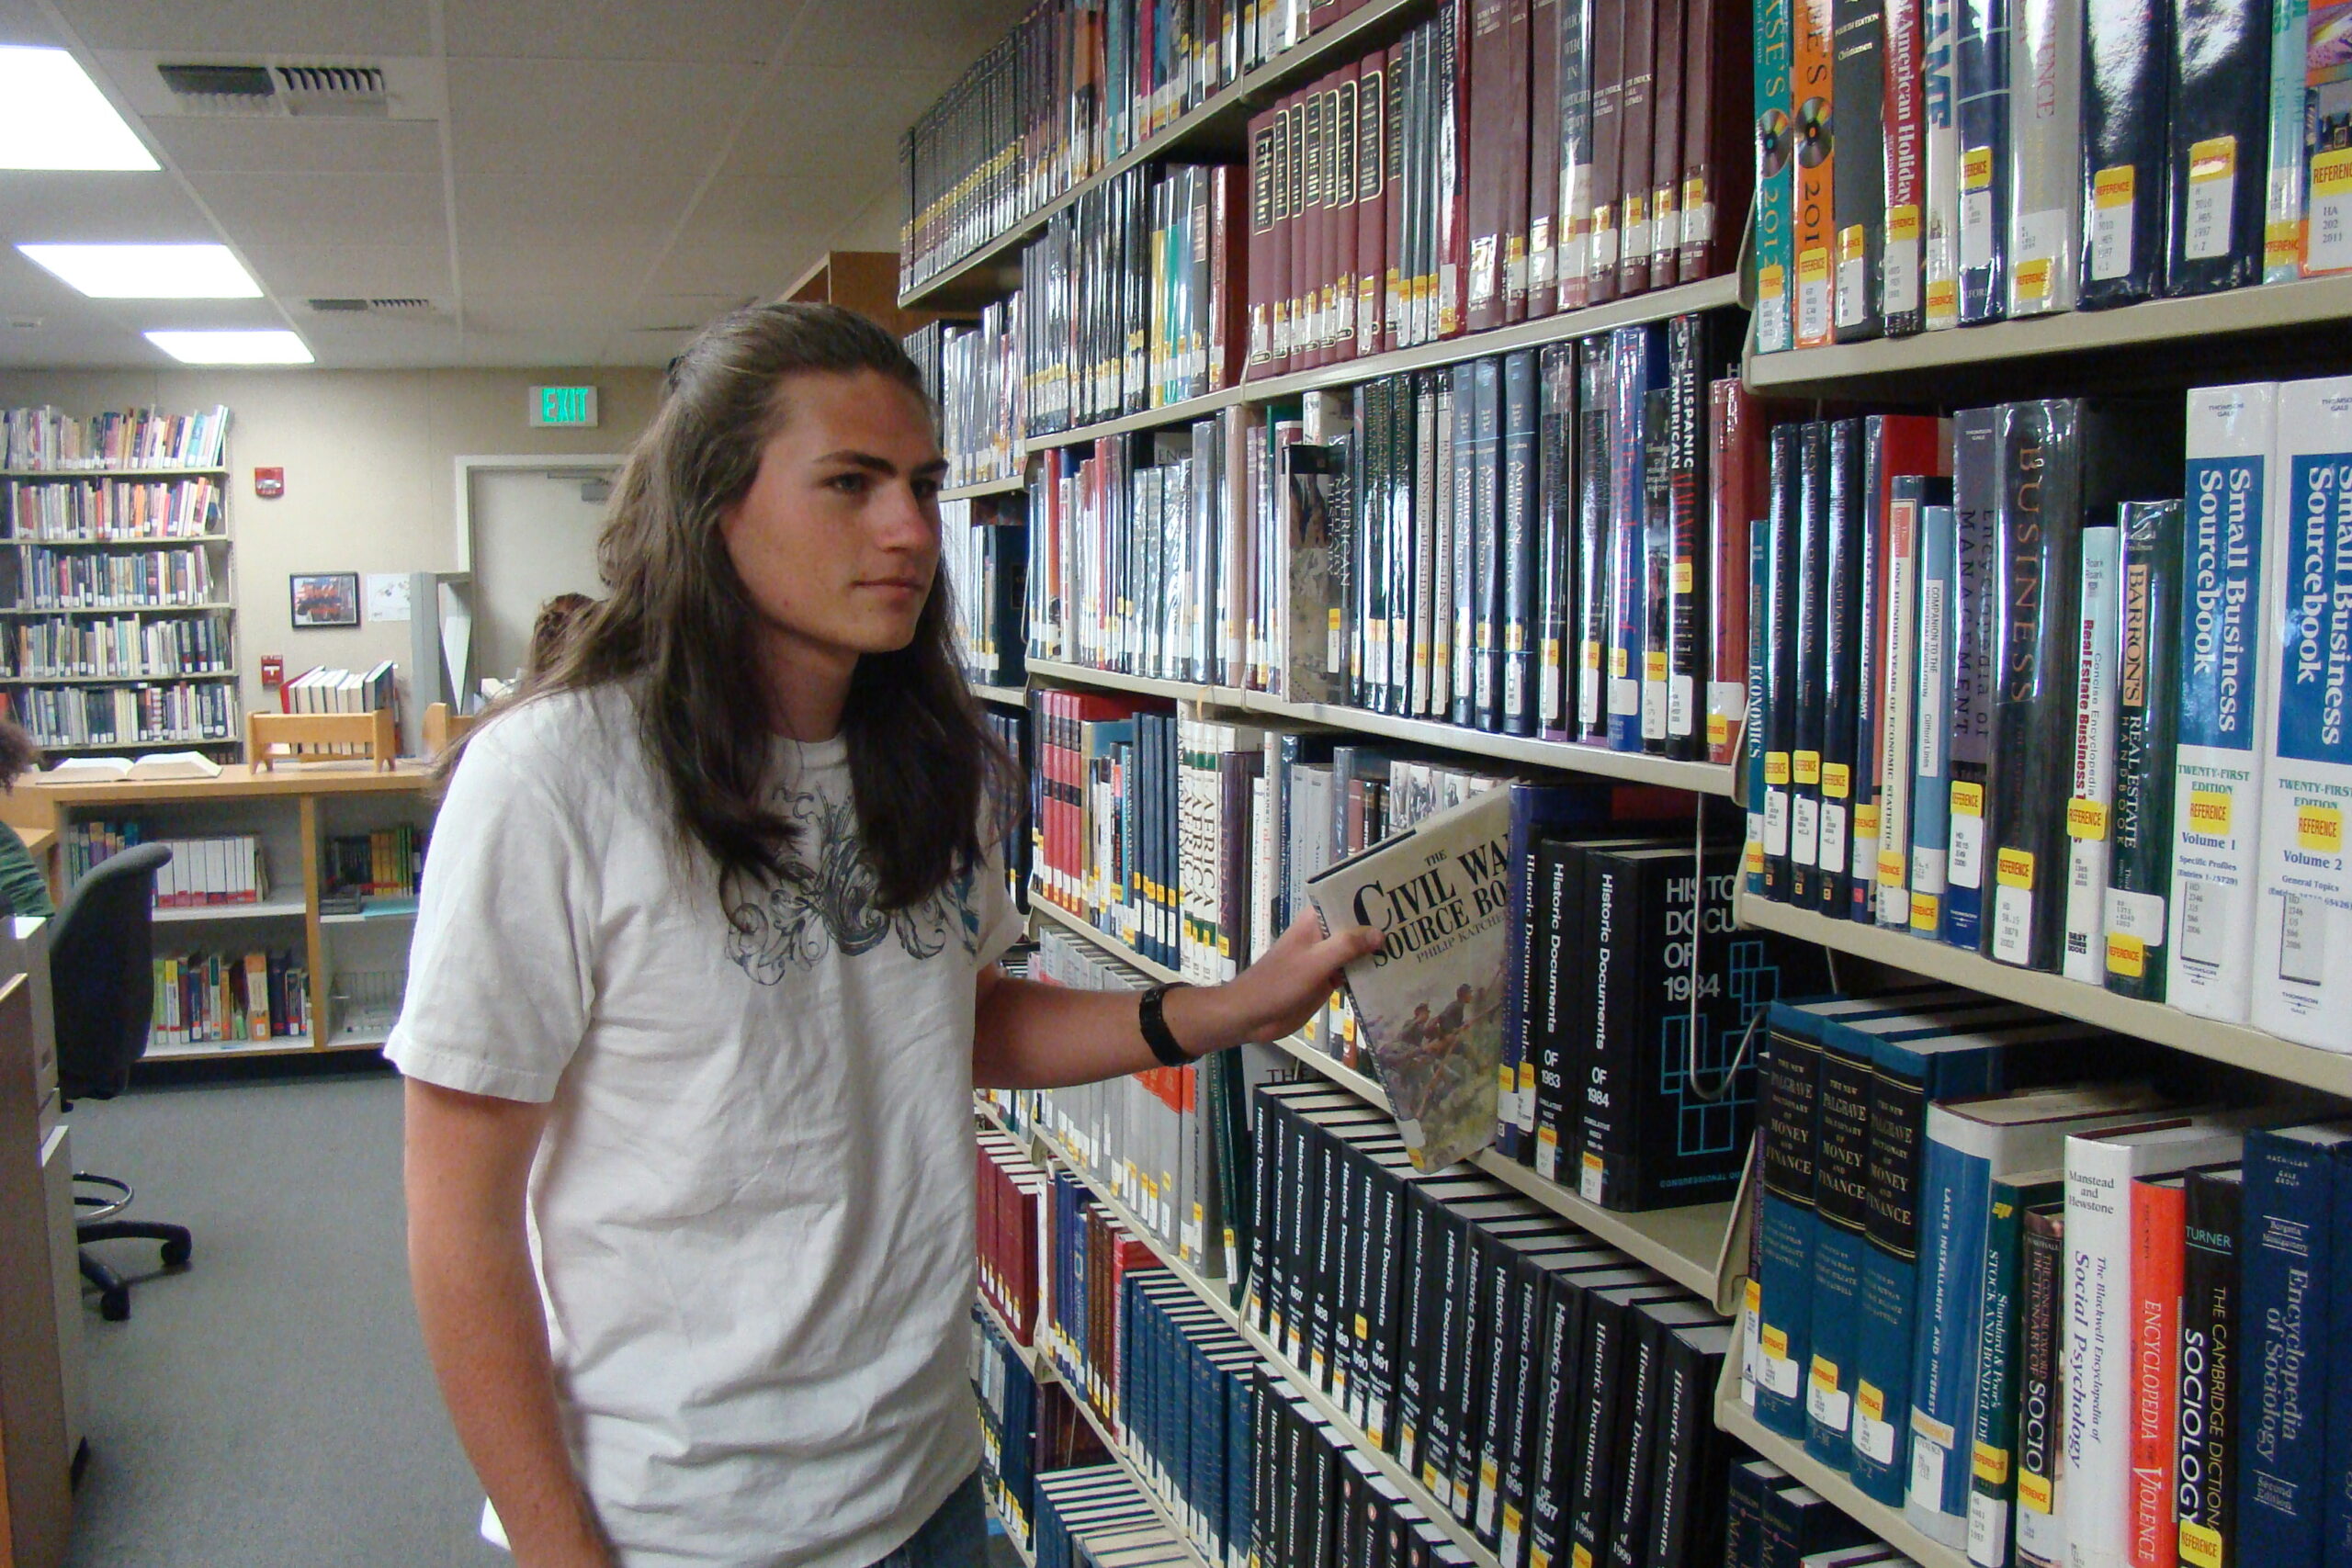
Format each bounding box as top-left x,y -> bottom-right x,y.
60,1066 -> 505,1568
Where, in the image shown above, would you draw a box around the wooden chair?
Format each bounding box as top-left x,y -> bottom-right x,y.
246,709 -> 399,772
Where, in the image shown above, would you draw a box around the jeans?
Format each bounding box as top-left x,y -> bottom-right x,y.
867,1472 -> 988,1568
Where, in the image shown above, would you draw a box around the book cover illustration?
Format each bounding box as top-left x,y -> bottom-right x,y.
1306,787 -> 1511,1169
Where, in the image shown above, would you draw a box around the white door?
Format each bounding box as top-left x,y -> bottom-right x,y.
466,467 -> 614,685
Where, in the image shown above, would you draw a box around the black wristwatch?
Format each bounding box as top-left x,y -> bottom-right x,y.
1137,981 -> 1194,1067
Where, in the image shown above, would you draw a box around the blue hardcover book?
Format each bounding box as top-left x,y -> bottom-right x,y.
1952,0 -> 2011,322
1906,502 -> 1958,937
1605,324 -> 1663,751
2239,1122 -> 2352,1568
1225,1359 -> 1250,1568
1940,410 -> 1998,950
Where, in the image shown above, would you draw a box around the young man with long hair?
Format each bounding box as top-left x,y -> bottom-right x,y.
392,304 -> 1374,1568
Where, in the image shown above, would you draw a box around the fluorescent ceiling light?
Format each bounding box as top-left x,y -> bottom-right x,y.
144,330 -> 313,366
0,47 -> 157,171
18,243 -> 262,299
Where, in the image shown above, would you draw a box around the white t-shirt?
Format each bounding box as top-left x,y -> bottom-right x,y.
386,684 -> 1020,1568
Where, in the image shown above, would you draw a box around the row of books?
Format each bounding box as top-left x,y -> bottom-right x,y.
1020,161 -> 1246,435
1120,1269 -> 1259,1567
4,474 -> 224,541
11,546 -> 218,611
1747,985 -> 2352,1568
5,681 -> 239,749
150,949 -> 310,1048
0,404 -> 230,473
916,303 -> 1024,488
978,1122 -> 1050,1345
62,823 -> 272,908
943,498 -> 1028,690
899,0 -> 1369,294
1754,0 -> 2352,354
1742,378 -> 2352,1052
983,704 -> 1035,912
319,827 -> 424,907
1021,316 -> 1758,763
1033,1464 -> 1195,1568
1248,1079 -> 1739,1568
970,1304 -> 1105,1558
7,614 -> 232,682
1723,1460 -> 1904,1568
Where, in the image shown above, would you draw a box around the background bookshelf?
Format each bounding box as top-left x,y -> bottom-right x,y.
0,403 -> 240,761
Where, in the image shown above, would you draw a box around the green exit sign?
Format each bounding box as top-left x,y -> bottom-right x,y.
529,385 -> 598,427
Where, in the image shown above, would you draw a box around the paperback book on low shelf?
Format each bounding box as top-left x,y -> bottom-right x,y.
1305,786 -> 1510,1169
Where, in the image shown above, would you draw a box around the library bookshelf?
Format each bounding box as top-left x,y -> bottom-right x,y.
6,762 -> 436,1061
1,437 -> 243,761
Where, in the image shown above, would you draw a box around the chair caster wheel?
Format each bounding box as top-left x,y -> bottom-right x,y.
99,1287 -> 130,1322
160,1237 -> 191,1268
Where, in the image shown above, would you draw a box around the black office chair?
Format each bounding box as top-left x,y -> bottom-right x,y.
51,842 -> 188,1321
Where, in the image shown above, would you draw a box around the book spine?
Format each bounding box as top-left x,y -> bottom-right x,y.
1848,423 -> 1890,923
2002,0 -> 2080,316
2237,1131 -> 2336,1568
1815,419 -> 1866,916
1474,355 -> 1506,731
1831,0 -> 1887,340
2127,1178 -> 2186,1568
2062,519 -> 2122,984
1440,0 -> 1471,337
2165,0 -> 2267,297
1805,1037 -> 1876,1470
1763,423 -> 1804,899
1953,0 -> 2011,323
1538,344 -> 1578,739
2176,1168 -> 2241,1568
1755,1009 -> 1823,1439
1664,318 -> 1707,760
2105,500 -> 2184,1001
2251,377 -> 2352,1049
1453,360 -> 1480,726
2170,383 -> 2277,1023
1680,0 -> 1750,284
2265,3 -> 2310,281
1529,0 -> 1563,317
1584,0 -> 1628,302
1557,0 -> 1598,310
1789,421 -> 1830,905
1962,1176 -> 2051,1568
1710,378 -> 1760,765
1922,0 -> 1963,327
2060,1131 -> 2147,1568
1639,386 -> 1676,753
1907,1117 -> 1996,1545
1612,0 -> 1658,299
1643,0 -> 1685,297
1605,326 -> 1658,751
1752,0 -> 1795,349
1791,0 -> 1837,345
1984,399 -> 2083,973
1877,479 -> 1928,926
1358,51 -> 1390,358
2077,0 -> 2169,308
1503,0 -> 1534,321
1881,0 -> 1928,333
1604,1314 -> 1670,1566
2301,10 -> 2352,279
1502,348 -> 1540,736
1466,0 -> 1510,333
2017,1207 -> 2067,1568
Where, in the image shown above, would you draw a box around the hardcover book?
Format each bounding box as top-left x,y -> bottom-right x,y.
2077,0 -> 2170,307
2165,0 -> 2268,295
1306,788 -> 1511,1169
2104,501 -> 2183,1001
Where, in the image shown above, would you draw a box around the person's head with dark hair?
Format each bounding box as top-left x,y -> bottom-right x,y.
0,718 -> 40,791
524,592 -> 594,682
448,300 -> 1005,913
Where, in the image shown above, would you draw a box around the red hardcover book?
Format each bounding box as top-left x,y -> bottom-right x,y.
1583,0 -> 1628,304
1677,0 -> 1755,282
1274,93 -> 1302,374
1355,47 -> 1391,355
1707,378 -> 1762,765
2128,1173 -> 2187,1568
1464,0 -> 1510,333
1327,64 -> 1361,366
1437,0 -> 1472,337
1790,0 -> 1835,346
1209,163 -> 1247,389
1297,80 -> 1328,369
1875,0 -> 1926,331
1527,0 -> 1563,315
1643,0 -> 1687,295
1244,113 -> 1281,378
1612,0 -> 1656,299
1501,0 -> 1533,322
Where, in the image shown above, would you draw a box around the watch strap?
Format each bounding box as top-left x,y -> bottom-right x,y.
1137,981 -> 1193,1067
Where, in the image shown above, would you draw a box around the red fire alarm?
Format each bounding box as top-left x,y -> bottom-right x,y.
260,654 -> 283,691
254,467 -> 285,499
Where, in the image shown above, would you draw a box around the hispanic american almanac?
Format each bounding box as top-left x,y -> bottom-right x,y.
1306,787 -> 1511,1170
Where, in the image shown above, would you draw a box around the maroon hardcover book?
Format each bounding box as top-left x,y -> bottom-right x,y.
1678,0 -> 1756,283
1643,0 -> 1687,295
1327,63 -> 1361,366
1210,164 -> 1245,389
1272,95 -> 1299,377
1528,0 -> 1563,316
1501,0 -> 1534,322
1584,0 -> 1628,306
1464,0 -> 1510,333
1245,107 -> 1282,378
1355,48 -> 1391,356
1387,36 -> 1412,349
1611,0 -> 1656,299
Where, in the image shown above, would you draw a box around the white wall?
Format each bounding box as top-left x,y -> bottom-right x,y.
0,367 -> 666,732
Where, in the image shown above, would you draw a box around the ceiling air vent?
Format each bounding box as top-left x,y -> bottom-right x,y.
156,62 -> 389,118
307,298 -> 439,315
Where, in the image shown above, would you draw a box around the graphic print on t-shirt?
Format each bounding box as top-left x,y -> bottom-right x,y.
724,784 -> 985,982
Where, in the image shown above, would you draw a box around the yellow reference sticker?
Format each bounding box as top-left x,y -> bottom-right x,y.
1822,761 -> 1851,800
2298,801 -> 2343,853
2107,932 -> 2146,978
1996,847 -> 2035,889
1949,781 -> 1984,818
1794,750 -> 1822,785
2187,785 -> 2233,835
2066,798 -> 2109,840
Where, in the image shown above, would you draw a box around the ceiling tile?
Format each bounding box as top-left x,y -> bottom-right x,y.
146,118 -> 443,175
458,243 -> 659,297
643,241 -> 804,298
0,172 -> 220,243
445,0 -> 800,63
446,57 -> 763,181
718,64 -> 939,188
185,170 -> 446,250
243,242 -> 449,299
452,173 -> 687,251
684,175 -> 869,246
52,0 -> 433,55
0,0 -> 60,46
787,0 -> 1029,71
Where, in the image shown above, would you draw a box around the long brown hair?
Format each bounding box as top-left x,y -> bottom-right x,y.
448,302 -> 1008,910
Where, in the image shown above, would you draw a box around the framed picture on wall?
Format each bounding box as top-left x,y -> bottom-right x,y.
290,572 -> 361,628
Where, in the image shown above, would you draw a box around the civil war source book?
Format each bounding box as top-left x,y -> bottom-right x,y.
1306,786 -> 1512,1170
